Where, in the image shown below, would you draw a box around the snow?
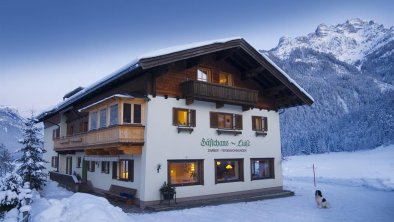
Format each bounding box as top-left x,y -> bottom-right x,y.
2,208 -> 18,222
78,94 -> 135,112
28,145 -> 394,222
272,18 -> 394,65
138,37 -> 241,59
38,37 -> 313,120
373,79 -> 394,93
336,95 -> 349,113
261,53 -> 315,102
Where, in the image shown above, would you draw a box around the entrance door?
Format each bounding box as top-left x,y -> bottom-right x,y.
82,160 -> 87,183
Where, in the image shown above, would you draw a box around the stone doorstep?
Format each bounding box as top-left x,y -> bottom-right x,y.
145,190 -> 295,212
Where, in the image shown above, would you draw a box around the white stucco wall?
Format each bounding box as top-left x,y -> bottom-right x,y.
85,155 -> 141,196
43,125 -> 58,174
141,96 -> 283,202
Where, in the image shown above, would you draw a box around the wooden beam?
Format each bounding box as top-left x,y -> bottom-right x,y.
243,66 -> 266,79
263,85 -> 288,97
216,102 -> 224,109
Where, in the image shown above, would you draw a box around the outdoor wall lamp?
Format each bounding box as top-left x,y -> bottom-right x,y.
157,164 -> 161,173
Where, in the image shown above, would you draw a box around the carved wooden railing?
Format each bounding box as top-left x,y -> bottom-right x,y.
181,80 -> 258,106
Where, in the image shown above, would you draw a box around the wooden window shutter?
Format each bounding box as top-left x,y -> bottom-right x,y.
112,162 -> 117,179
92,161 -> 95,172
252,116 -> 257,131
128,160 -> 134,182
210,112 -> 218,128
235,114 -> 243,130
172,108 -> 178,126
263,117 -> 268,131
190,110 -> 196,127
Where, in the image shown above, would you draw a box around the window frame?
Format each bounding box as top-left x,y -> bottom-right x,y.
109,104 -> 119,126
214,159 -> 244,184
87,161 -> 95,172
197,67 -> 211,82
66,156 -> 72,175
172,108 -> 196,127
210,112 -> 242,130
250,158 -> 275,180
167,159 -> 204,187
118,159 -> 134,182
76,156 -> 82,168
101,161 -> 110,174
51,156 -> 58,168
90,111 -> 98,130
252,116 -> 268,132
219,71 -> 233,86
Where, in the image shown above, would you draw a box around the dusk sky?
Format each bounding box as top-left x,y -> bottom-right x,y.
1,0 -> 393,117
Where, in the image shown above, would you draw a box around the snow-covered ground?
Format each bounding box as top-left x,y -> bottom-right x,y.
29,145 -> 394,222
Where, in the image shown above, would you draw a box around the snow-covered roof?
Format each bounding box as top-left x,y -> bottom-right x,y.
37,37 -> 313,121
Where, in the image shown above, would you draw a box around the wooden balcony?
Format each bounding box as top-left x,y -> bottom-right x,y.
181,80 -> 258,108
54,125 -> 145,153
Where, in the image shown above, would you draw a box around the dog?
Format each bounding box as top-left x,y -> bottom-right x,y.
315,190 -> 330,208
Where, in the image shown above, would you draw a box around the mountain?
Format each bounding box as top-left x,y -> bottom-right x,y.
263,18 -> 394,156
0,106 -> 24,158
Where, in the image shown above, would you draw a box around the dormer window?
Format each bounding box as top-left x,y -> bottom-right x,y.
197,68 -> 210,82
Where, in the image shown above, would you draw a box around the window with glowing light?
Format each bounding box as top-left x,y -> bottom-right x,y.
219,72 -> 233,86
168,160 -> 203,186
172,108 -> 196,127
215,159 -> 243,183
251,158 -> 274,180
118,160 -> 133,181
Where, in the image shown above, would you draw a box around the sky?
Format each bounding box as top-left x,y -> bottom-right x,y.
1,0 -> 393,117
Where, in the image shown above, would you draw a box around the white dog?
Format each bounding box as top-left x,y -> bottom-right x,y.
315,190 -> 330,208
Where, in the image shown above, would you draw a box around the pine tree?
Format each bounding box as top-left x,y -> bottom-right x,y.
0,144 -> 13,176
16,113 -> 47,190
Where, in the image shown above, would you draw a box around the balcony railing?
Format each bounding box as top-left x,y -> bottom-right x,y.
181,80 -> 258,106
54,125 -> 145,151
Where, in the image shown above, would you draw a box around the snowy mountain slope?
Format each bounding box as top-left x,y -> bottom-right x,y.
0,105 -> 24,158
263,19 -> 394,155
271,18 -> 394,67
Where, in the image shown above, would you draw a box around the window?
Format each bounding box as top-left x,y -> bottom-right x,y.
197,68 -> 210,82
210,112 -> 242,130
66,156 -> 72,175
168,160 -> 203,186
123,103 -> 142,124
52,128 -> 60,140
172,108 -> 196,127
109,104 -> 118,125
118,160 -> 133,181
79,121 -> 88,133
51,156 -> 58,168
101,161 -> 110,174
219,72 -> 233,86
215,159 -> 243,183
123,103 -> 132,123
67,124 -> 74,136
134,104 -> 141,124
252,116 -> 268,132
77,157 -> 82,168
87,161 -> 95,172
90,111 -> 97,130
99,109 -> 107,128
251,158 -> 274,180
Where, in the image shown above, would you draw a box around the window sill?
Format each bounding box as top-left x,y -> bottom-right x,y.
177,126 -> 194,134
255,131 -> 267,137
216,129 -> 242,136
